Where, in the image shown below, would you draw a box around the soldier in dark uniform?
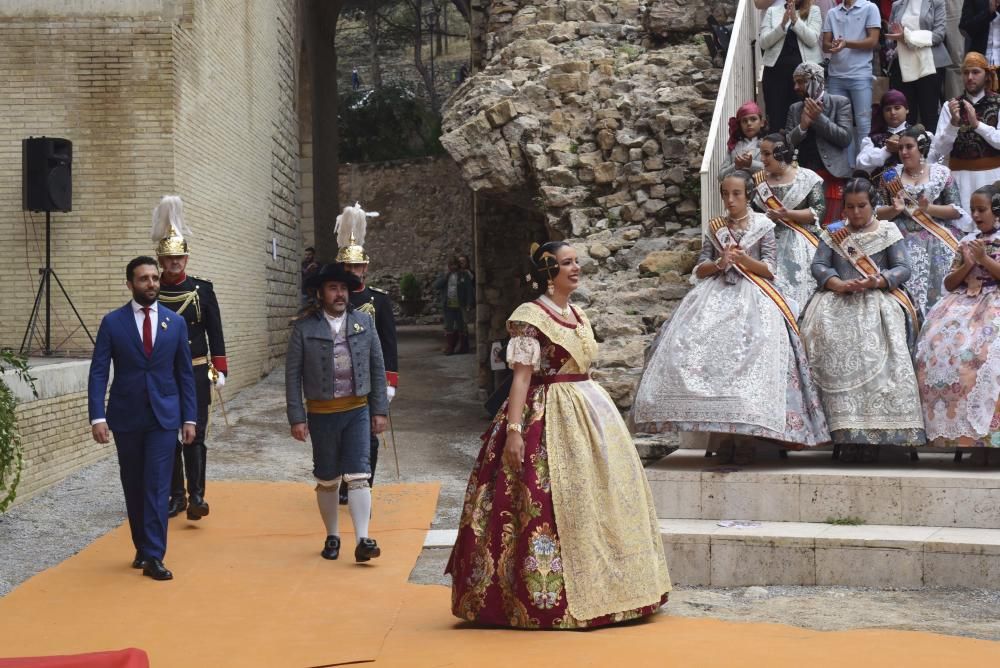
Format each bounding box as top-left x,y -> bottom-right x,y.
333,203 -> 398,504
151,195 -> 228,521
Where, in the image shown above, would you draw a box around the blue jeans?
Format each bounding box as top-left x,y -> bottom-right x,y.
307,405 -> 371,480
826,76 -> 872,167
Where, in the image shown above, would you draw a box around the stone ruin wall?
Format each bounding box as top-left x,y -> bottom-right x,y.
442,0 -> 736,409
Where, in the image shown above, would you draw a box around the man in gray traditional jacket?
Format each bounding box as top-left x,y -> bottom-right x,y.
286,262 -> 389,562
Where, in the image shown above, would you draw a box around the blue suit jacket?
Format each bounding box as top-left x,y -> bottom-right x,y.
88,302 -> 198,432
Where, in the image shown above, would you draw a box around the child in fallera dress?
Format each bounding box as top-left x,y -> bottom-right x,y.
719,101 -> 766,181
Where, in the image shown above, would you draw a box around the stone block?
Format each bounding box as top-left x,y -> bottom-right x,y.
589,242 -> 611,260
923,552 -> 1000,587
710,541 -> 816,586
485,99 -> 517,127
901,483 -> 1000,529
702,477 -> 801,522
597,128 -> 616,150
815,547 -> 924,588
546,71 -> 588,94
543,165 -> 579,187
662,537 -> 711,587
799,478 -> 903,525
593,162 -> 618,184
616,129 -> 647,148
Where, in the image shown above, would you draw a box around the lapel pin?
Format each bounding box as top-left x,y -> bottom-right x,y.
161,321 -> 168,330
353,322 -> 362,333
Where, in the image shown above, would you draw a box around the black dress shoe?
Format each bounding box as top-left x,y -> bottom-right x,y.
167,496 -> 187,518
131,551 -> 145,569
142,559 -> 173,581
186,496 -> 210,520
321,535 -> 341,560
354,537 -> 381,563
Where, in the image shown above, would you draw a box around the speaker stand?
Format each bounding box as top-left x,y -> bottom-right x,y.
19,210 -> 94,356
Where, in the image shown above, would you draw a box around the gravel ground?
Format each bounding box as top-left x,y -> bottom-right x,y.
3,327 -> 999,641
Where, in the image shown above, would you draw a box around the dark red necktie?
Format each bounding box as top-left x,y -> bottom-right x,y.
142,306 -> 153,357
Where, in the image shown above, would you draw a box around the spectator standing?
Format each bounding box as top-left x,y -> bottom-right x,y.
351,67 -> 361,91
886,0 -> 952,132
786,63 -> 855,226
301,246 -> 319,307
960,0 -> 1000,57
433,257 -> 475,355
760,1 -> 824,134
823,0 -> 883,163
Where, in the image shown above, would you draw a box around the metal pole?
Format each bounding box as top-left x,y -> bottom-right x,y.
45,209 -> 51,356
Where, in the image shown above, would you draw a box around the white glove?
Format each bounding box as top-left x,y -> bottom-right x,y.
386,385 -> 396,402
215,372 -> 226,389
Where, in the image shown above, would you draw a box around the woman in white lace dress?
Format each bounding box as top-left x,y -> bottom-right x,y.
916,183 -> 1000,464
801,177 -> 926,461
631,171 -> 830,460
873,125 -> 968,316
751,132 -> 824,313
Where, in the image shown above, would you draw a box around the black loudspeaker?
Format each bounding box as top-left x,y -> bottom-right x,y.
23,137 -> 72,213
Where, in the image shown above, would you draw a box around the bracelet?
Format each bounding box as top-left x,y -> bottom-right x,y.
506,422 -> 523,434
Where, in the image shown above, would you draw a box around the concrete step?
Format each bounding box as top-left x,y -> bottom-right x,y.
647,449 -> 1000,529
661,519 -> 1000,588
423,522 -> 1000,588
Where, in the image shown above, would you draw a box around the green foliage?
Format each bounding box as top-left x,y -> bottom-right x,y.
0,350 -> 36,512
399,273 -> 422,302
825,516 -> 867,526
338,84 -> 445,163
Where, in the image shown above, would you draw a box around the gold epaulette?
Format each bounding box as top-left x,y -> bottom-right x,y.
190,275 -> 213,284
369,286 -> 387,295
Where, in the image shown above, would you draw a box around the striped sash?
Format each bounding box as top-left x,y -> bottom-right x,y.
826,226 -> 921,326
753,171 -> 820,248
707,217 -> 800,335
881,170 -> 960,252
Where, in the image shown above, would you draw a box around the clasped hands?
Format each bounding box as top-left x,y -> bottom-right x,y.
891,193 -> 930,214
716,244 -> 749,272
836,274 -> 883,293
799,97 -> 823,130
961,239 -> 988,265
949,98 -> 980,129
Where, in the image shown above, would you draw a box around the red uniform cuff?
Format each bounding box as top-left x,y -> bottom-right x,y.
385,371 -> 398,387
212,356 -> 228,375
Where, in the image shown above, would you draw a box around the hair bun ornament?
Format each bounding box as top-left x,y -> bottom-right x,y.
529,242 -> 541,257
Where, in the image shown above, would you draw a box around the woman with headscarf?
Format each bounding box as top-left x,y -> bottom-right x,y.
857,89 -> 933,178
759,0 -> 824,133
874,125 -> 967,315
719,101 -> 766,181
786,61 -> 855,227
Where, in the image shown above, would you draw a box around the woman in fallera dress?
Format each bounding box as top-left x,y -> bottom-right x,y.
800,177 -> 926,462
631,171 -> 830,462
916,183 -> 1000,464
446,242 -> 671,629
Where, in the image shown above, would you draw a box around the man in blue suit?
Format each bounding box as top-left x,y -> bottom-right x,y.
88,256 -> 197,581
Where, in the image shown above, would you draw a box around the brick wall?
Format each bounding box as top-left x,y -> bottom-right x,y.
0,0 -> 304,503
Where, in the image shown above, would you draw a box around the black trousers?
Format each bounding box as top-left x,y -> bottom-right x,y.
763,62 -> 800,134
889,62 -> 942,133
170,369 -> 210,499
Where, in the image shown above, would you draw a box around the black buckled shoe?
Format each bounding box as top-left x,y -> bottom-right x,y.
186,496 -> 210,520
131,551 -> 145,569
167,496 -> 187,518
354,537 -> 381,563
321,535 -> 341,560
142,559 -> 173,581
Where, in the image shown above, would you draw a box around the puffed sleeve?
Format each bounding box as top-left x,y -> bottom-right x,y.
696,234 -> 718,267
811,240 -> 840,289
881,239 -> 912,289
758,229 -> 777,274
804,179 -> 826,231
506,321 -> 541,370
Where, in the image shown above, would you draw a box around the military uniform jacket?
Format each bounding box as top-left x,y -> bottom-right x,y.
350,285 -> 398,387
158,273 -> 228,375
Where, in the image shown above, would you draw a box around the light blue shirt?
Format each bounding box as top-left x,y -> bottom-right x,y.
822,0 -> 881,80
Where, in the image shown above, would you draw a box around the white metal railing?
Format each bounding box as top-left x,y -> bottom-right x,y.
699,0 -> 760,228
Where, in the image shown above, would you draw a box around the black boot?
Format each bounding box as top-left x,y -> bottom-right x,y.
168,444 -> 186,517
185,444 -> 210,520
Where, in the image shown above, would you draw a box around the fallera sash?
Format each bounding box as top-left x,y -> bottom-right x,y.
881,169 -> 960,252
826,225 -> 921,326
753,171 -> 820,248
707,216 -> 800,335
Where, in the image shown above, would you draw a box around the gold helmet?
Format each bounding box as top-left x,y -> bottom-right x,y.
151,195 -> 191,257
334,202 -> 379,265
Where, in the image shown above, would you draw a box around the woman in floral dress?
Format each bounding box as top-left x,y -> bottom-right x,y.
916,183 -> 1000,463
873,125 -> 968,316
446,241 -> 671,629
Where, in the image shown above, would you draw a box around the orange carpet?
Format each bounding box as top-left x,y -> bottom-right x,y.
0,482 -> 439,667
377,585 -> 1000,667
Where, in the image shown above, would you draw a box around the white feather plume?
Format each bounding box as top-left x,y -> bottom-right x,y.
334,202 -> 379,248
150,195 -> 192,241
